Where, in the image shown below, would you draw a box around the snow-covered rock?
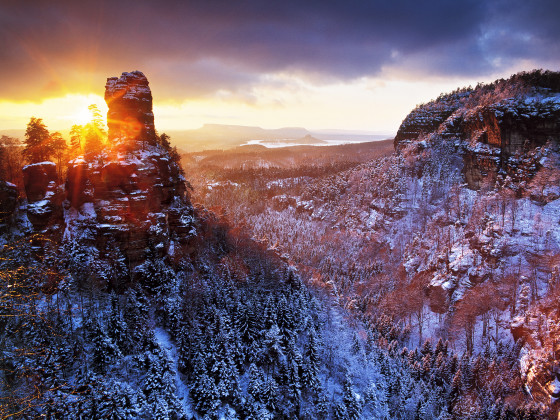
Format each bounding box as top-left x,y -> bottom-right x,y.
105,71 -> 156,144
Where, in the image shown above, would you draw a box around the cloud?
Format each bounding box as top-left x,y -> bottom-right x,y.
0,0 -> 558,101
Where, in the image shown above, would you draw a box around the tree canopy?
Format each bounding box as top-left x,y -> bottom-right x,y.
23,117 -> 53,164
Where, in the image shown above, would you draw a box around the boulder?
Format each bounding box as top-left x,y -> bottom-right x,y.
22,162 -> 63,231
23,162 -> 57,201
0,181 -> 18,225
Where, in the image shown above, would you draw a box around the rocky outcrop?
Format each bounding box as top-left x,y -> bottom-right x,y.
23,161 -> 57,201
394,92 -> 468,149
459,97 -> 560,188
22,162 -> 63,230
394,70 -> 560,189
0,181 -> 18,227
105,71 -> 156,144
63,71 -> 194,274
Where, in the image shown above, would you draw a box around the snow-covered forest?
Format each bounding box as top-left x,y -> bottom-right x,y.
183,70 -> 560,418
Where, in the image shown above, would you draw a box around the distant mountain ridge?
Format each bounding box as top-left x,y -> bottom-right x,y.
166,124 -> 390,151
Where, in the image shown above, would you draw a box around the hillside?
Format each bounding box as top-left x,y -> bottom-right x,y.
188,69 -> 560,417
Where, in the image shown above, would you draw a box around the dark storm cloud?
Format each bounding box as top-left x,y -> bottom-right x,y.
0,0 -> 558,100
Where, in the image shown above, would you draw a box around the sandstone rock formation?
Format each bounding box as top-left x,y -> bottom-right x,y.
22,162 -> 63,230
105,71 -> 156,144
63,71 -> 194,276
393,71 -> 560,406
394,70 -> 560,190
0,180 -> 18,227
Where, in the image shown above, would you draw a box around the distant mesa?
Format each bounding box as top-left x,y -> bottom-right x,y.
281,134 -> 327,145
165,124 -> 385,151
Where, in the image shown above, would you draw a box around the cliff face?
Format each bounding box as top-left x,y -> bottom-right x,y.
393,71 -> 560,408
394,70 -> 560,191
64,147 -> 193,271
394,90 -> 469,147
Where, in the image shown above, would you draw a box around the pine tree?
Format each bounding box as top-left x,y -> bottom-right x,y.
92,322 -> 122,374
277,294 -> 296,340
262,377 -> 279,413
351,332 -> 362,355
364,380 -> 388,419
143,351 -> 183,419
313,383 -> 331,419
83,104 -> 106,156
460,353 -> 474,390
98,381 -> 140,419
434,337 -> 447,357
333,401 -> 348,420
108,292 -> 128,353
159,132 -> 172,150
248,363 -> 265,402
420,338 -> 433,357
0,135 -> 22,185
190,372 -> 219,415
123,286 -> 149,351
451,369 -> 462,402
342,374 -> 362,420
262,323 -> 284,374
211,332 -> 240,402
421,353 -> 433,378
70,124 -> 84,155
302,326 -> 320,390
50,131 -> 67,179
24,117 -> 53,163
283,338 -> 303,405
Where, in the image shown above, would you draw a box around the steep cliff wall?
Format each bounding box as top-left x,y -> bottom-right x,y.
392,71 -> 560,408
394,70 -> 560,190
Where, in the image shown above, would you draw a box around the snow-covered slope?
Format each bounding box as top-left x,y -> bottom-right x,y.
187,70 -> 560,415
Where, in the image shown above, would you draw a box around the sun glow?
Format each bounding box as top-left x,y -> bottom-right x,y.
0,93 -> 107,132
0,73 -> 481,136
72,106 -> 98,126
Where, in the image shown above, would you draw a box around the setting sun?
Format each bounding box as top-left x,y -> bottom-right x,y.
71,105 -> 98,126
0,93 -> 107,133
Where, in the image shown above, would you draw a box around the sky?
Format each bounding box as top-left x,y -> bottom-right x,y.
0,0 -> 559,134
